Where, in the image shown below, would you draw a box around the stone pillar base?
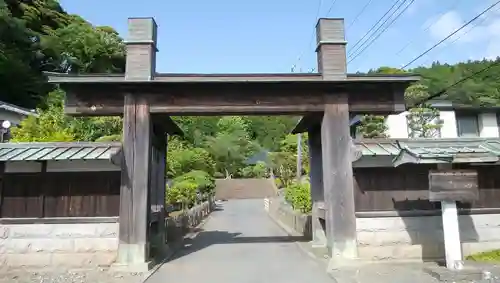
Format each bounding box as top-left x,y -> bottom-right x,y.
326,239 -> 358,270
115,243 -> 151,272
110,261 -> 154,273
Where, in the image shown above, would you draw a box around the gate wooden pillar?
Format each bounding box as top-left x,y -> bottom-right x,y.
308,126 -> 327,248
316,18 -> 358,265
115,17 -> 158,271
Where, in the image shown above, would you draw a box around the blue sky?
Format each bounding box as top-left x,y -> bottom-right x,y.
59,0 -> 500,74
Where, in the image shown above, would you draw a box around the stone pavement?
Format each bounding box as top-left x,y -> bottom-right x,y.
145,199 -> 335,283
327,261 -> 500,283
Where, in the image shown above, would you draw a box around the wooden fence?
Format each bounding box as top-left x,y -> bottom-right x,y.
354,164 -> 500,212
0,171 -> 120,218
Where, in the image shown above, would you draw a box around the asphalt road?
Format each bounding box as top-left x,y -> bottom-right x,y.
146,199 -> 335,283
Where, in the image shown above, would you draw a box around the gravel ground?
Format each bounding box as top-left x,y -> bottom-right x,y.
0,268 -> 145,283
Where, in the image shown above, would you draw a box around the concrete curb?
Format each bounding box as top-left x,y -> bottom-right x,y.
266,209 -> 329,267
142,211 -> 214,282
266,209 -> 359,283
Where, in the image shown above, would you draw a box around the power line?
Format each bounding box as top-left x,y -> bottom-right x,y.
401,0 -> 500,69
419,4 -> 500,66
348,0 -> 415,64
291,0 -> 323,72
409,60 -> 500,108
347,0 -> 401,56
346,0 -> 374,30
395,0 -> 463,56
324,0 -> 340,17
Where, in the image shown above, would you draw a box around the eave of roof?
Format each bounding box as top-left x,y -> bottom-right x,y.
0,142 -> 121,162
352,138 -> 500,167
45,72 -> 420,84
0,101 -> 38,117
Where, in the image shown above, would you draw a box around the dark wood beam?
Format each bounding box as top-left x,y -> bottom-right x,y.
64,87 -> 405,116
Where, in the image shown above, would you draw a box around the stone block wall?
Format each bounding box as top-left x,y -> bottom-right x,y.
356,214 -> 500,261
266,197 -> 312,239
166,200 -> 214,243
0,222 -> 118,268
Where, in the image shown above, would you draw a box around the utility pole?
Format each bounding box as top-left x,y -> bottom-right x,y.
291,61 -> 304,181
296,133 -> 302,180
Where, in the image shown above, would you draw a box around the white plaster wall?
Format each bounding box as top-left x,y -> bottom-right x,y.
356,214 -> 500,261
478,113 -> 499,138
0,109 -> 28,126
46,160 -> 120,172
4,160 -> 119,173
438,110 -> 458,138
0,222 -> 118,267
4,161 -> 42,173
386,112 -> 409,138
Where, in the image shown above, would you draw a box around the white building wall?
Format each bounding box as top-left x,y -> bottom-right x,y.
386,110 -> 458,139
385,112 -> 409,138
0,109 -> 28,126
478,113 -> 499,138
4,160 -> 120,173
436,110 -> 458,138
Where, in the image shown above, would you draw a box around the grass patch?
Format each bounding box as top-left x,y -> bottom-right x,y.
466,250 -> 500,262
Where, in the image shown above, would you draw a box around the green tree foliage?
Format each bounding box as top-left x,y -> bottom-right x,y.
204,116 -> 260,178
44,22 -> 125,73
268,134 -> 310,188
405,84 -> 443,138
167,137 -> 215,178
407,107 -> 443,138
11,89 -> 122,142
0,0 -> 125,108
10,90 -> 75,142
413,59 -> 500,106
239,161 -> 268,178
357,115 -> 388,138
244,116 -> 300,151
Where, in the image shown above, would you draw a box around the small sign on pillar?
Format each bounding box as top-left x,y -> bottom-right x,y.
428,169 -> 479,270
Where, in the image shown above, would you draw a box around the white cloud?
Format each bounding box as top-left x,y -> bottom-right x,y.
427,9 -> 500,59
429,11 -> 466,40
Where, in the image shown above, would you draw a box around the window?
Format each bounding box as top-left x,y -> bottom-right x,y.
456,114 -> 479,137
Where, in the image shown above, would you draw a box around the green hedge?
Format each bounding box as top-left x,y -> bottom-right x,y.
284,180 -> 312,214
167,170 -> 216,210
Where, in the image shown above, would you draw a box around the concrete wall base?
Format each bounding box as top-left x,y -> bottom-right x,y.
357,214 -> 500,261
0,222 -> 118,268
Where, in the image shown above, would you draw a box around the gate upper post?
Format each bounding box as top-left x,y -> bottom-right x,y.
115,17 -> 157,271
316,18 -> 358,266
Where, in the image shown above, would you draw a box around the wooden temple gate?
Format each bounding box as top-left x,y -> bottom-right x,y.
47,17 -> 418,270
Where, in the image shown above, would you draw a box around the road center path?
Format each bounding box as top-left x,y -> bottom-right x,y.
146,199 -> 335,283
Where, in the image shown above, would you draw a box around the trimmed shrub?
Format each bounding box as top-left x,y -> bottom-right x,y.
166,180 -> 197,210
173,170 -> 215,195
284,180 -> 312,214
167,170 -> 216,210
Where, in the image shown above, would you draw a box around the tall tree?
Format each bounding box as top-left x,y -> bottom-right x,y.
405,84 -> 443,138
